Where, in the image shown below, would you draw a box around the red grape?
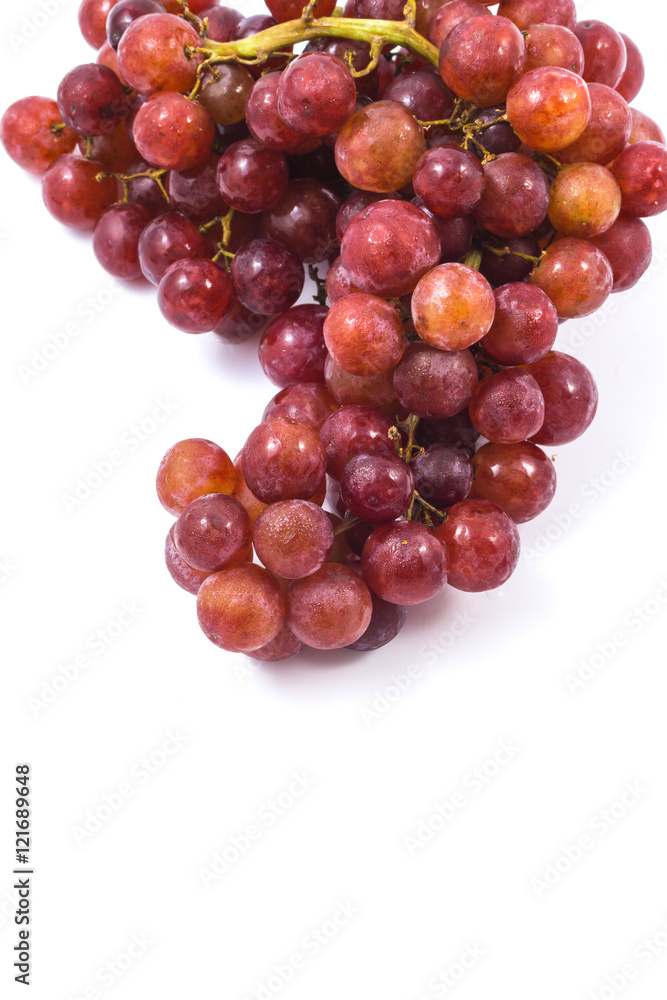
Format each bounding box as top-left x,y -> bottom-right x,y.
319,405 -> 395,480
1,97 -> 77,175
286,564 -> 373,648
341,452 -> 414,522
506,67 -> 591,152
574,20 -> 627,89
522,351 -> 598,446
93,203 -> 152,280
587,214 -> 652,292
473,153 -> 551,238
277,54 -> 357,138
42,154 -> 120,230
558,83 -> 632,165
411,263 -> 496,351
470,440 -> 556,523
231,239 -> 305,317
481,282 -> 558,365
158,258 -> 235,333
616,33 -> 645,104
197,564 -> 286,652
548,163 -> 621,238
469,368 -> 545,443
529,238 -> 613,318
133,92 -> 216,171
216,137 -> 289,213
335,101 -> 426,192
323,294 -> 406,377
411,443 -> 473,508
436,499 -> 520,591
361,521 -> 449,605
439,16 -> 527,108
259,304 -> 327,386
174,493 -> 252,572
157,438 -> 236,515
611,141 -> 667,218
117,13 -> 203,94
393,342 -> 479,419
263,384 -> 339,432
242,417 -> 327,503
165,525 -> 211,595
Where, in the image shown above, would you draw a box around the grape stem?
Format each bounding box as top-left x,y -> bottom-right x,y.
479,241 -> 543,264
97,166 -> 170,203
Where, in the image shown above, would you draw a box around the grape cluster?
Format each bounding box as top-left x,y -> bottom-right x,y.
2,0 -> 667,659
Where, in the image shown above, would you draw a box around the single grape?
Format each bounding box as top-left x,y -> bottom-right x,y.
335,101 -> 426,192
413,146 -> 485,218
436,499 -> 520,591
616,33 -> 645,104
323,294 -> 406,377
259,304 -> 327,386
138,212 -> 214,285
262,179 -> 341,263
529,238 -> 613,318
587,214 -> 652,292
247,623 -> 303,662
198,63 -> 256,126
548,163 -> 621,238
341,452 -> 414,522
286,563 -> 372,648
231,238 -> 304,317
107,0 -> 164,49
79,0 -> 121,49
253,500 -> 334,579
574,20 -> 627,89
411,263 -> 496,351
263,383 -> 339,432
479,234 -> 542,287
117,12 -> 202,94
524,23 -> 584,73
558,83 -> 632,165
481,282 -> 558,365
611,142 -> 667,218
324,357 -> 405,421
506,67 -> 591,152
133,92 -> 216,171
439,15 -> 527,108
167,153 -> 228,223
158,259 -> 235,334
340,199 -> 441,297
411,443 -> 473,508
319,405 -> 395,480
56,63 -> 129,137
428,0 -> 491,48
497,0 -> 575,31
277,53 -> 357,138
92,203 -> 151,280
1,97 -> 77,174
381,69 -> 456,121
165,525 -> 210,595
245,73 -> 320,154
394,342 -> 479,419
216,137 -> 289,213
174,493 -> 252,572
346,594 -> 408,651
266,0 -> 336,20
242,417 -> 327,503
361,521 -> 449,605
42,154 -> 119,230
469,368 -> 545,443
470,440 -> 556,523
197,564 -> 286,653
522,351 -> 598,446
157,438 -> 236,515
473,153 -> 550,238
203,5 -> 243,42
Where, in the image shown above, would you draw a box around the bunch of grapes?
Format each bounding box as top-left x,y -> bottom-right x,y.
2,0 -> 666,659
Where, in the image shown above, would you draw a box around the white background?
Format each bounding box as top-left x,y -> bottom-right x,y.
1,1 -> 667,998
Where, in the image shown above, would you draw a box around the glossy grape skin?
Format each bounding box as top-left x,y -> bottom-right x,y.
479,235 -> 542,287
276,54 -> 357,138
558,83 -> 632,165
216,138 -> 288,214
231,239 -> 304,317
413,147 -> 485,219
611,142 -> 667,218
497,0 -> 575,31
335,101 -> 426,193
436,499 -> 520,592
394,342 -> 479,419
117,12 -> 202,94
529,238 -> 613,319
242,418 -> 326,504
481,282 -> 558,365
548,163 -> 621,238
174,493 -> 252,572
412,443 -> 473,508
413,200 -> 474,263
412,263 -> 496,351
157,438 -> 236,515
165,525 -> 210,595
574,20 -> 627,89
341,452 -> 414,523
428,0 -> 491,48
167,153 -> 227,223
469,368 -> 545,443
253,500 -> 333,579
354,0 -> 405,15
524,23 -> 584,73
79,0 -> 121,49
324,358 -> 405,421
42,155 -> 119,230
259,305 -> 327,387
415,0 -> 451,38
286,563 -> 372,648
382,69 -> 456,121
133,93 -> 215,171
198,564 -> 286,653
245,73 -> 320,154
1,97 -> 77,175
522,351 -> 598,446
203,5 -> 243,42
346,593 -> 408,651
506,67 -> 591,153
263,383 -> 339,432
473,153 -> 550,238
323,294 -> 406,377
416,409 -> 479,455
340,200 -> 441,298
616,33 -> 645,104
319,405 -> 395,480
439,16 -> 527,108
266,0 -> 335,19
198,64 -> 255,126
92,203 -> 151,280
587,214 -> 652,293
158,259 -> 235,334
247,623 -> 303,662
138,213 -> 213,285
56,63 -> 128,137
262,179 -> 341,264
214,299 -> 270,345
325,257 -> 362,303
470,440 -> 556,523
629,108 -> 666,146
335,190 -> 397,243
107,0 -> 164,48
362,521 -> 449,605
